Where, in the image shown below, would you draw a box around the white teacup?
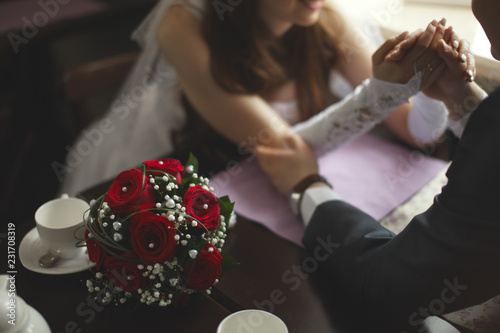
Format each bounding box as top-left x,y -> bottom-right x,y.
34,195 -> 90,260
217,310 -> 288,333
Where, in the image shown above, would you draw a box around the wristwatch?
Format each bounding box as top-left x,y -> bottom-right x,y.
288,174 -> 332,218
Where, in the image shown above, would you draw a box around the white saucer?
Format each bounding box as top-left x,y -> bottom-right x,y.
19,227 -> 95,275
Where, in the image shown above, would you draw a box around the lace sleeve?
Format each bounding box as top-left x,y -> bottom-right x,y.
291,74 -> 422,154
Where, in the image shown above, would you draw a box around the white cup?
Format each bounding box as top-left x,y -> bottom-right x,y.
34,195 -> 90,260
217,310 -> 288,333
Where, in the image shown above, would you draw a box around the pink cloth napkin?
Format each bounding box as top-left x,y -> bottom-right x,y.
211,134 -> 448,246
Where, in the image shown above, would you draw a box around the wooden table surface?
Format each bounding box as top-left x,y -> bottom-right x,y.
11,219 -> 231,333
3,179 -> 375,332
5,173 -> 473,332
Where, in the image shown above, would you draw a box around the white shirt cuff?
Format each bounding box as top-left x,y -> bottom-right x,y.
301,187 -> 342,226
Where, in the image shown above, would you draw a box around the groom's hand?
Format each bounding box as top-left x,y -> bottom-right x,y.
424,28 -> 486,120
422,27 -> 474,100
256,135 -> 319,196
386,22 -> 485,120
373,18 -> 447,91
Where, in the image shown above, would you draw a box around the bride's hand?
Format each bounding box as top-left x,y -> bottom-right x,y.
372,19 -> 447,91
385,24 -> 475,90
384,18 -> 447,63
256,135 -> 319,196
386,23 -> 485,120
384,29 -> 425,62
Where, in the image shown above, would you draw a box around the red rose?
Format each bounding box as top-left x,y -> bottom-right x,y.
143,158 -> 184,184
138,203 -> 157,212
129,211 -> 177,264
185,244 -> 223,291
183,186 -> 220,231
85,229 -> 105,270
105,253 -> 145,292
104,169 -> 157,216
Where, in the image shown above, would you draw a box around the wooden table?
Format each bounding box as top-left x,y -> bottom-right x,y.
5,178 -> 376,333
211,217 -> 376,333
11,217 -> 231,333
5,175 -> 474,332
15,270 -> 231,333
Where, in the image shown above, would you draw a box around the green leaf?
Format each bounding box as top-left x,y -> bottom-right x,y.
181,153 -> 199,187
218,196 -> 234,214
184,152 -> 199,175
218,195 -> 232,205
181,176 -> 194,187
218,196 -> 234,223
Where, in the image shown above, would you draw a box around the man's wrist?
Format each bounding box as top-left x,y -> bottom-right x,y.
301,186 -> 343,226
444,82 -> 487,120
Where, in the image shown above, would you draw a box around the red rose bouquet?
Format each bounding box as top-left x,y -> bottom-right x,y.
82,154 -> 236,307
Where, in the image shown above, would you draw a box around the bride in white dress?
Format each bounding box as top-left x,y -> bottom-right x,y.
58,0 -> 455,196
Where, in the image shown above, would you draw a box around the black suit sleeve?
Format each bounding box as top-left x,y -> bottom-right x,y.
302,89 -> 500,332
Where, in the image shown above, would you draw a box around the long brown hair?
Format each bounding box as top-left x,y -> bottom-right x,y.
203,1 -> 344,120
175,1 -> 345,171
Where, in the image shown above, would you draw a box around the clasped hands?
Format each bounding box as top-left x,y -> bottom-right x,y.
375,18 -> 475,105
256,18 -> 476,196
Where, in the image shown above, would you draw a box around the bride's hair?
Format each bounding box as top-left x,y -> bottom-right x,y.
203,1 -> 344,120
175,1 -> 345,171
